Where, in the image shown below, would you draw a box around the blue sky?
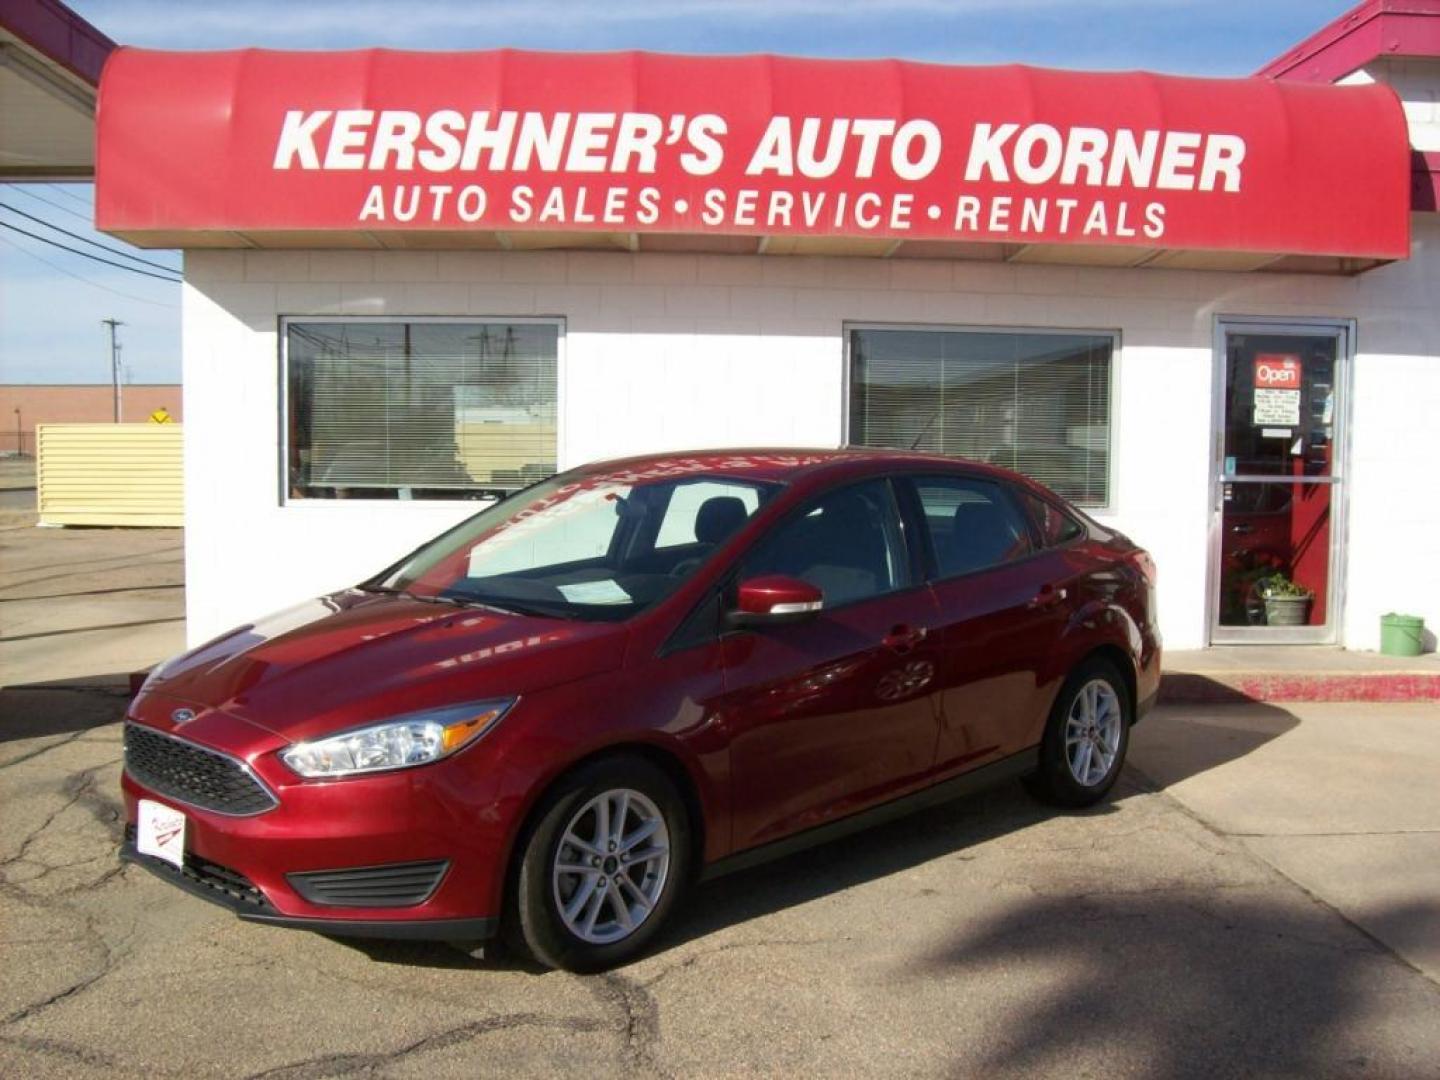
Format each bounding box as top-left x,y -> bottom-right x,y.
1,0 -> 1354,384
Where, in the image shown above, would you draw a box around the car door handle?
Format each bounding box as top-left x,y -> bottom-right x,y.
882,624 -> 927,654
1229,523 -> 1253,534
1028,584 -> 1068,610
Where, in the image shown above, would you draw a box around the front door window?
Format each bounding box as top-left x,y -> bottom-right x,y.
739,479 -> 909,607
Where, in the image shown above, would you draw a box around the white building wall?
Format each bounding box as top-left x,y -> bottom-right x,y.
181,219 -> 1440,651
1340,59 -> 1440,152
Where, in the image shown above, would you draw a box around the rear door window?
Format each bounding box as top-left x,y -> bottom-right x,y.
911,476 -> 1033,578
1019,490 -> 1085,547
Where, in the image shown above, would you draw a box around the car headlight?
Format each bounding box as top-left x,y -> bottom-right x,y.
280,699 -> 514,779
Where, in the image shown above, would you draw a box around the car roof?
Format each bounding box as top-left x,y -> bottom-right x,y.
572,447 -> 1026,487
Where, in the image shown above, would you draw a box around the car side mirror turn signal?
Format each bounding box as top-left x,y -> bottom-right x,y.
726,575 -> 824,628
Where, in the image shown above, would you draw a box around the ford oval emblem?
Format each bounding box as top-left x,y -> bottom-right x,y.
171,708 -> 196,725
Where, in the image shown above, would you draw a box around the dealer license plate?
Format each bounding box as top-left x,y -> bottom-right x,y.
136,799 -> 186,869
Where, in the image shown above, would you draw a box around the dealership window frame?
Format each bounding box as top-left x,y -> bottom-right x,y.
278,314 -> 566,506
843,321 -> 1120,511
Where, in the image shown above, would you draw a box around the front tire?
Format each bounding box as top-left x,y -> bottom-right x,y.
1027,657 -> 1131,807
512,756 -> 690,972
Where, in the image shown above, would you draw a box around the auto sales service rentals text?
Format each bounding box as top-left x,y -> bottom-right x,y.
93,2 -> 1440,653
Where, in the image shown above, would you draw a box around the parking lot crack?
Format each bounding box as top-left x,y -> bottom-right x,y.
586,972 -> 667,1078
0,1033 -> 123,1072
242,1013 -> 610,1079
1,968 -> 107,1028
0,757 -> 122,875
1,767 -> 101,869
0,727 -> 99,771
0,915 -> 130,1031
640,935 -> 840,990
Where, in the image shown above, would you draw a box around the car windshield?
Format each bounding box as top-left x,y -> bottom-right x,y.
368,470 -> 780,622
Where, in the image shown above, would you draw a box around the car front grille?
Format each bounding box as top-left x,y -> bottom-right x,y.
124,824 -> 274,911
287,860 -> 450,908
124,722 -> 278,816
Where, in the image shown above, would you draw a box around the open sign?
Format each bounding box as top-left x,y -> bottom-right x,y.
1254,354 -> 1301,389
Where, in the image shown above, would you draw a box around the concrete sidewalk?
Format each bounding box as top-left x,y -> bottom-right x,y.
1131,702 -> 1440,983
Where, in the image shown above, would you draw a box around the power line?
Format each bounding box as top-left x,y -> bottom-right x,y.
0,201 -> 181,274
44,183 -> 92,208
6,184 -> 97,229
0,233 -> 179,307
0,219 -> 182,283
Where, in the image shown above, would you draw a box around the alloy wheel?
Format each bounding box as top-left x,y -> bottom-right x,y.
1064,679 -> 1123,787
551,788 -> 671,945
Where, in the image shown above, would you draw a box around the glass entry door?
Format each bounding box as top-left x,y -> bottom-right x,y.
1210,321 -> 1349,644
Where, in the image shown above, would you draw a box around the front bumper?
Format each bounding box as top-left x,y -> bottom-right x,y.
119,715 -> 514,940
119,835 -> 496,940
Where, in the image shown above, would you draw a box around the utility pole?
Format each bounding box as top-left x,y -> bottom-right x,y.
102,318 -> 124,422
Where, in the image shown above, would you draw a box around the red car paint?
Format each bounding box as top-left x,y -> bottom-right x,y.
121,449 -> 1161,939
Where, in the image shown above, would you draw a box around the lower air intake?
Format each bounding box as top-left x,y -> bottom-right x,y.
287,860 -> 449,908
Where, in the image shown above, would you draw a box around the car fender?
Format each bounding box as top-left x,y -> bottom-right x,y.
479,671 -> 725,913
1033,599 -> 1143,739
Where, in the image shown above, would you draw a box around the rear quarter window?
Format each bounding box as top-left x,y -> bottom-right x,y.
1020,491 -> 1085,547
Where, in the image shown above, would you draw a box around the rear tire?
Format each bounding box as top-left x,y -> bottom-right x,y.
511,756 -> 690,973
1026,657 -> 1131,808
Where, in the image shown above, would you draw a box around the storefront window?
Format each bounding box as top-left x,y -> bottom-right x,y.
284,319 -> 559,500
848,326 -> 1114,506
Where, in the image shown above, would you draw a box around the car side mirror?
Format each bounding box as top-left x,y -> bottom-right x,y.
726,575 -> 823,628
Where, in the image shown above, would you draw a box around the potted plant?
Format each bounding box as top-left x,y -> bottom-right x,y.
1257,573 -> 1314,627
1231,558 -> 1286,625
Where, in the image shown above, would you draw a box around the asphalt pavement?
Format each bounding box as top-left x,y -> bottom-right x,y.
2,515 -> 1438,1078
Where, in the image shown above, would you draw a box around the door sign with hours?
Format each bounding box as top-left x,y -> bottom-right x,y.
1254,388 -> 1301,426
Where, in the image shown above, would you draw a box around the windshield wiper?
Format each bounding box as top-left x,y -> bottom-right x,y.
361,583 -> 573,620
358,584 -> 466,608
442,593 -> 576,620
357,583 -> 437,601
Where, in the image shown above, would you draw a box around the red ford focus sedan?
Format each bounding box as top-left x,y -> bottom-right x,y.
121,449 -> 1160,971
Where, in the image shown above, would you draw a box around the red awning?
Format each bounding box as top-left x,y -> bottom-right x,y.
96,48 -> 1412,270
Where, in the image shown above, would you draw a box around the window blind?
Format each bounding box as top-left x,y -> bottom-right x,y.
287,321 -> 558,500
849,327 -> 1113,505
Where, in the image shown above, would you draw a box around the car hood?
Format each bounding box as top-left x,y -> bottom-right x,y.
138,591 -> 626,743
